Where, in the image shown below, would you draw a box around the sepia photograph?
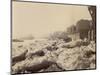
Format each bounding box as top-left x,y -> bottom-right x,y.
12,0 -> 96,74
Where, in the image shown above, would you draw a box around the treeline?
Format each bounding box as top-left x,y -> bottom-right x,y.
48,19 -> 93,42
67,20 -> 92,34
67,19 -> 93,40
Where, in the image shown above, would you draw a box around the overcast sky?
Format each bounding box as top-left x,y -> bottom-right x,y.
12,1 -> 92,39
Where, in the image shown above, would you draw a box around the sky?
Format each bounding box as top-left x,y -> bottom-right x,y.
12,1 -> 92,39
